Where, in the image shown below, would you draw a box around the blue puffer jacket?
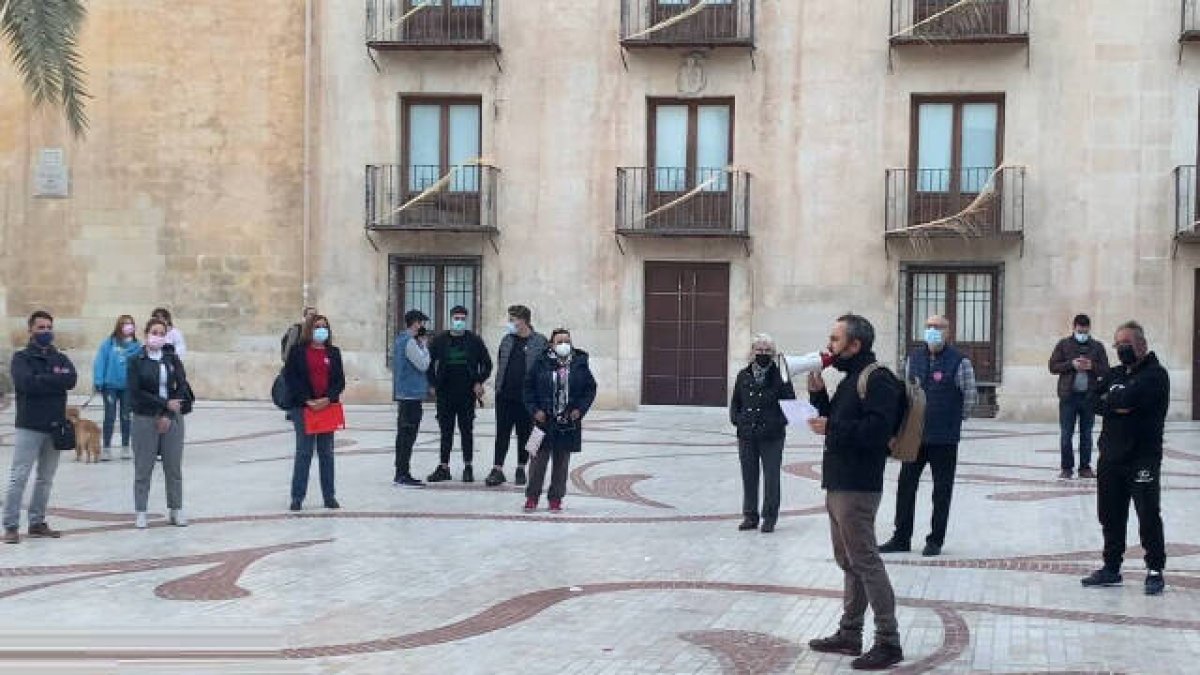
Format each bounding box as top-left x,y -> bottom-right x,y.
93,337 -> 142,391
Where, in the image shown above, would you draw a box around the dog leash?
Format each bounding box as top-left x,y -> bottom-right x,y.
78,393 -> 96,411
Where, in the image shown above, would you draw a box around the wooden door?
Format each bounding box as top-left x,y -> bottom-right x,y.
643,262 -> 730,406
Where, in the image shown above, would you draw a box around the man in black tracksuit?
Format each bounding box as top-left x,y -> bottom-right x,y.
426,305 -> 492,483
1081,320 -> 1169,595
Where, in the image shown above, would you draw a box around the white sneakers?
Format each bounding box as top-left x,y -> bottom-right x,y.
169,510 -> 188,527
135,512 -> 148,529
120,447 -> 132,460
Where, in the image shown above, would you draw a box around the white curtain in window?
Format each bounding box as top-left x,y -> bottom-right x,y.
404,265 -> 438,329
911,273 -> 947,340
960,103 -> 998,192
443,266 -> 476,322
917,103 -> 953,193
448,104 -> 481,192
696,105 -> 730,191
408,105 -> 441,191
955,273 -> 993,342
654,105 -> 688,192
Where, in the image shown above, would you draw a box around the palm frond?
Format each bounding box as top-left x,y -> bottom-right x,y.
892,0 -> 996,41
1,0 -> 90,136
892,165 -> 1008,254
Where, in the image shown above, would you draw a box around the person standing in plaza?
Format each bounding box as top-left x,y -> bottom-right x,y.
392,309 -> 431,488
281,306 -> 317,363
485,304 -> 548,487
880,314 -> 976,557
523,329 -> 597,512
3,311 -> 77,544
426,305 -> 492,483
1081,320 -> 1169,595
283,314 -> 345,511
93,314 -> 142,461
129,317 -> 194,529
806,314 -> 904,671
729,333 -> 796,534
151,307 -> 187,359
1048,313 -> 1109,480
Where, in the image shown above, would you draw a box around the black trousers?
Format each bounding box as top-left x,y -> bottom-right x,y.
493,396 -> 532,468
526,443 -> 571,502
1098,461 -> 1166,571
738,436 -> 784,523
436,394 -> 475,465
893,442 -> 958,546
394,400 -> 423,477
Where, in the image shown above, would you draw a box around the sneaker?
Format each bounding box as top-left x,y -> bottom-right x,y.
1058,469 -> 1074,480
27,523 -> 61,539
462,465 -> 474,483
323,498 -> 340,509
3,528 -> 19,544
135,512 -> 148,529
523,498 -> 538,512
289,500 -> 302,512
548,499 -> 563,513
1081,567 -> 1123,587
485,468 -> 506,487
808,632 -> 862,656
120,446 -> 132,460
738,518 -> 759,531
427,465 -> 452,483
1077,466 -> 1096,479
515,465 -> 527,486
101,448 -> 113,462
169,510 -> 188,527
851,643 -> 903,670
393,474 -> 426,488
1145,571 -> 1165,596
879,538 -> 911,553
922,542 -> 942,557
760,520 -> 776,534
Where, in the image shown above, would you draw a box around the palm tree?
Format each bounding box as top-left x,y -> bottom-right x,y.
1,0 -> 89,137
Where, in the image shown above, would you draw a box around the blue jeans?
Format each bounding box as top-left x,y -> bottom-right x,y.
1059,392 -> 1094,470
101,388 -> 132,448
290,410 -> 335,503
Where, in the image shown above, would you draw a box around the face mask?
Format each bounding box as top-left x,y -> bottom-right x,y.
146,334 -> 167,351
451,319 -> 467,332
505,321 -> 517,335
313,327 -> 330,344
122,324 -> 135,337
33,332 -> 53,348
554,343 -> 572,358
754,354 -> 773,367
1117,344 -> 1137,366
924,328 -> 944,348
1074,332 -> 1089,344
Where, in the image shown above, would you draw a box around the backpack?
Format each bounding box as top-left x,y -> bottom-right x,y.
271,371 -> 292,410
857,363 -> 925,462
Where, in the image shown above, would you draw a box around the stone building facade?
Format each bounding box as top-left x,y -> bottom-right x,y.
3,1 -> 1198,420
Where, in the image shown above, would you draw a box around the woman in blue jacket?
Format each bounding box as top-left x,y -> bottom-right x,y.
522,329 -> 597,512
93,314 -> 142,460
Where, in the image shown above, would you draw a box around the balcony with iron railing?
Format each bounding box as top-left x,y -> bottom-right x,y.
620,0 -> 754,48
890,0 -> 1028,45
365,0 -> 498,50
884,166 -> 1025,240
1175,165 -> 1200,242
616,167 -> 750,237
366,164 -> 499,232
1184,0 -> 1200,41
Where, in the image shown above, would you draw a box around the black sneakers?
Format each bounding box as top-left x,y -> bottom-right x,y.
738,518 -> 759,531
1081,567 -> 1123,587
879,538 -> 911,553
462,465 -> 474,483
427,465 -> 452,483
393,474 -> 425,488
1145,571 -> 1165,595
808,632 -> 862,656
485,468 -> 506,486
324,498 -> 340,509
851,643 -> 904,670
921,542 -> 942,557
515,465 -> 527,486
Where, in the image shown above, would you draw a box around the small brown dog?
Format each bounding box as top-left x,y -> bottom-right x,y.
66,407 -> 102,463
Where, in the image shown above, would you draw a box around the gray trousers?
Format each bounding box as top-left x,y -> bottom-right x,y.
825,491 -> 900,647
525,445 -> 571,502
3,429 -> 60,530
132,414 -> 185,512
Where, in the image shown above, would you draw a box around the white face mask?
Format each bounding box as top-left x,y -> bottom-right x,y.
554,343 -> 572,358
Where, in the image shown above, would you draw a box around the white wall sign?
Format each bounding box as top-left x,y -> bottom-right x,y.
34,148 -> 69,198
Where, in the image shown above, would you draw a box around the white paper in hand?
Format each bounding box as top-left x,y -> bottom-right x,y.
780,399 -> 819,429
526,426 -> 546,458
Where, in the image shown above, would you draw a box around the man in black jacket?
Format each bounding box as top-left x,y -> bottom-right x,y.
426,306 -> 493,483
1081,320 -> 1170,596
806,314 -> 904,671
4,311 -> 77,544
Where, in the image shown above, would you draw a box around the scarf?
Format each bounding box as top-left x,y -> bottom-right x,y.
751,361 -> 769,385
552,356 -> 572,416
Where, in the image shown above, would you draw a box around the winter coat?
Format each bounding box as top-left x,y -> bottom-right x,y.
11,344 -> 77,432
93,337 -> 142,391
523,349 -> 598,453
729,362 -> 796,441
809,351 -> 903,492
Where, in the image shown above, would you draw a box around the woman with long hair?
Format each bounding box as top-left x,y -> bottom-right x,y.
282,314 -> 346,511
92,314 -> 142,460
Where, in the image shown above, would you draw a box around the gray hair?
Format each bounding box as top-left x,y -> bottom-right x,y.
748,333 -> 776,360
836,314 -> 876,352
1115,320 -> 1148,347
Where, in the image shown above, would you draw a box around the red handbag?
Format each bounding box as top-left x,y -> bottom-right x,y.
303,402 -> 345,435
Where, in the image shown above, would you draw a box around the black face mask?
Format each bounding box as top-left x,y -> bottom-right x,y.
754,354 -> 773,367
832,349 -> 855,372
1116,344 -> 1138,366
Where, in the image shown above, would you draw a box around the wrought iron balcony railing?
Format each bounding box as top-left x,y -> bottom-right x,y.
616,167 -> 750,237
884,166 -> 1025,238
1175,165 -> 1199,240
890,0 -> 1028,45
366,0 -> 498,50
620,0 -> 754,48
366,164 -> 499,232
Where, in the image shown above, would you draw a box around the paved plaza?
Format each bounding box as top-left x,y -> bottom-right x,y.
0,400 -> 1198,674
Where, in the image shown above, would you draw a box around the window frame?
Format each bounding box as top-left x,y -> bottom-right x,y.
387,255 -> 483,366
647,97 -> 735,193
399,95 -> 483,193
908,93 -> 1005,195
899,263 -> 1004,385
